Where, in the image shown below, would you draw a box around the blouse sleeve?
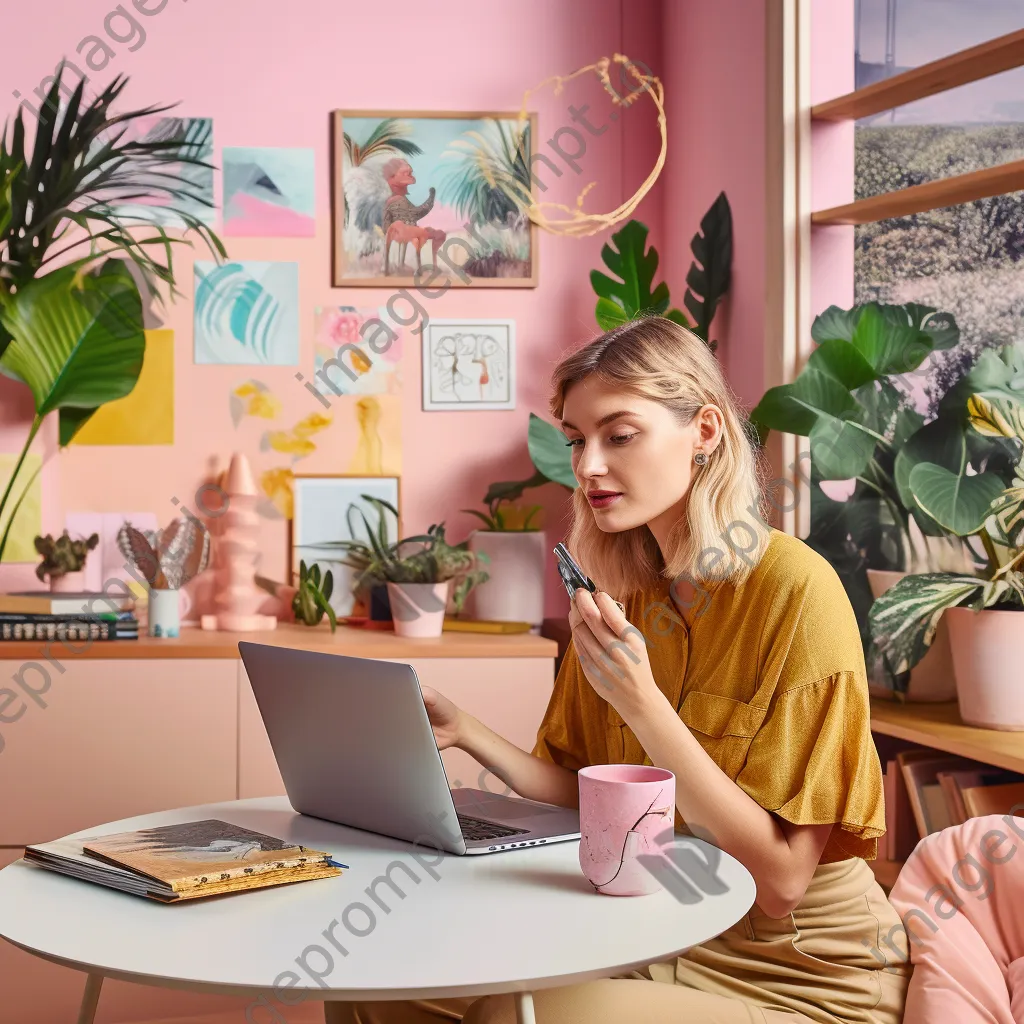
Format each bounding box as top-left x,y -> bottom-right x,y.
531,636 -> 590,772
734,670 -> 885,843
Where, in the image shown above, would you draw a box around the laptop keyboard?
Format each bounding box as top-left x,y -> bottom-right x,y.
457,813 -> 530,842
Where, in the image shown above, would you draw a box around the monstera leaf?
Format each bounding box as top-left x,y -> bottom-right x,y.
682,191 -> 732,349
590,220 -> 687,331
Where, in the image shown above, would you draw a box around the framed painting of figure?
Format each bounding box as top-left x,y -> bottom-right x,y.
331,110 -> 538,288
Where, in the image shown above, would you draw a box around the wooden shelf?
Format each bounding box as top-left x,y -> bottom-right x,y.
870,697 -> 1024,775
812,158 -> 1024,226
0,622 -> 558,661
812,28 -> 1024,122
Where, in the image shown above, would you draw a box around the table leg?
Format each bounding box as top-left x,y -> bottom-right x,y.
76,973 -> 104,1024
514,990 -> 536,1024
323,1001 -> 346,1024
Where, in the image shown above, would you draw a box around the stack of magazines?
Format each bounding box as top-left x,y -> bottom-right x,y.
23,819 -> 345,902
0,591 -> 139,642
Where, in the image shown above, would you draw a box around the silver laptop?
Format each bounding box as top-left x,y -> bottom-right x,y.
238,642 -> 581,855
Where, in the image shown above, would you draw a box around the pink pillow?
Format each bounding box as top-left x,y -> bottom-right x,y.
889,815 -> 1024,1024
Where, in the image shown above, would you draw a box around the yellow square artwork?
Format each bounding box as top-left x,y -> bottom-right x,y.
0,452 -> 43,563
72,329 -> 174,445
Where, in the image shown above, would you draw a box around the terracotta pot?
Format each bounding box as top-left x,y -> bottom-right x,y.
946,606 -> 1024,730
867,569 -> 956,702
50,571 -> 85,593
467,530 -> 546,626
386,580 -> 450,638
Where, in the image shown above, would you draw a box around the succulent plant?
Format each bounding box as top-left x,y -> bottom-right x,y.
34,530 -> 99,582
292,560 -> 337,632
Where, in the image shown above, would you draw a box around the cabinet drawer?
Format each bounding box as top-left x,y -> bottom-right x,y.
0,659 -> 237,845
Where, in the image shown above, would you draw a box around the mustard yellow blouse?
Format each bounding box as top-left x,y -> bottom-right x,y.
531,529 -> 886,864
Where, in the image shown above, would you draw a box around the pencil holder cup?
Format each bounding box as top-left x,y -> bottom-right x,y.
577,764 -> 675,896
147,588 -> 191,638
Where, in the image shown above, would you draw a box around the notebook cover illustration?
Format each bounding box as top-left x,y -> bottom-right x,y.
82,819 -> 333,893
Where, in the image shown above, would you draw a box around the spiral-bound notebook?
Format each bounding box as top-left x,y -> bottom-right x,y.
24,819 -> 343,902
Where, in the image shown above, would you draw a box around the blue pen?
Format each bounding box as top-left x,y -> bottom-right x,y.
326,857 -> 349,869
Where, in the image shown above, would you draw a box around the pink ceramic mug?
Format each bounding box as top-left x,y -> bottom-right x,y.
578,764 -> 676,896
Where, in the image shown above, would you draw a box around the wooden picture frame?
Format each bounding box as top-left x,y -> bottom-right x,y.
330,109 -> 539,288
288,474 -> 402,616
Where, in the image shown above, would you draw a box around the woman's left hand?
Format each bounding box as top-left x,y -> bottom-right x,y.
570,589 -> 660,717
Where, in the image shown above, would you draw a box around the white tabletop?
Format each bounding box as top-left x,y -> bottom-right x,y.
0,797 -> 756,1001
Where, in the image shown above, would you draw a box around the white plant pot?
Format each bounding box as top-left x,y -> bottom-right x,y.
946,606 -> 1024,730
867,569 -> 957,702
387,581 -> 450,638
467,530 -> 546,626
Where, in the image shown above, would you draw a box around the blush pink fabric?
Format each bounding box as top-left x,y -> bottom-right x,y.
888,814 -> 1024,1024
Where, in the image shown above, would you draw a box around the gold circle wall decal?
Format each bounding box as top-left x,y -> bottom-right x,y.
502,54 -> 667,238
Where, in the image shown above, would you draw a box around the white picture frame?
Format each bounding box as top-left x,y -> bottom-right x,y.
289,475 -> 401,617
421,317 -> 516,411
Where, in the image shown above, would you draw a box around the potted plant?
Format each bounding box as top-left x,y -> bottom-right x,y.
370,523 -> 490,638
34,530 -> 99,592
462,494 -> 546,626
297,496 -> 399,624
750,300 -> 983,701
0,66 -> 225,561
292,560 -> 338,633
869,345 -> 1024,727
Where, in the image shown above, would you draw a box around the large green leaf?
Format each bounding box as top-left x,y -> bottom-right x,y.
0,259 -> 145,445
807,339 -> 877,390
528,412 -> 578,489
869,572 -> 983,680
811,305 -> 860,344
810,415 -> 877,480
850,303 -> 932,376
908,463 -> 1006,536
590,220 -> 687,331
682,191 -> 732,348
894,417 -> 970,536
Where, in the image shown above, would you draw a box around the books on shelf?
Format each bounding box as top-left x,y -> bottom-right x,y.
0,591 -> 136,615
883,749 -> 1024,858
0,611 -> 139,642
23,819 -> 344,903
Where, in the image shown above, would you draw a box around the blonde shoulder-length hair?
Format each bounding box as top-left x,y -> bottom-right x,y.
552,315 -> 771,599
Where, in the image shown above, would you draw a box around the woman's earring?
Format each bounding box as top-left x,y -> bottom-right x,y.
693,449 -> 709,466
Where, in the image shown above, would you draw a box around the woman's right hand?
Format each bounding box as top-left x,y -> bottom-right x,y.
420,684 -> 463,751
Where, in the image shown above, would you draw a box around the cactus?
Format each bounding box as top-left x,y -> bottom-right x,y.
34,530 -> 99,583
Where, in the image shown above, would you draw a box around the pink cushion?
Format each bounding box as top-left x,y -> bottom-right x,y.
888,815 -> 1024,1024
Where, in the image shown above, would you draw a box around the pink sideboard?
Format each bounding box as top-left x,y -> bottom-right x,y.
0,626 -> 557,1024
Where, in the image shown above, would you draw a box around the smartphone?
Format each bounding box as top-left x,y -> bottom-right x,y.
553,542 -> 596,601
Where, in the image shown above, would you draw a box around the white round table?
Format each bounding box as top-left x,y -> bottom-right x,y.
0,797 -> 756,1024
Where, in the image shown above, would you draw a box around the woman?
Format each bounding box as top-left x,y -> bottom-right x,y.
338,317 -> 912,1024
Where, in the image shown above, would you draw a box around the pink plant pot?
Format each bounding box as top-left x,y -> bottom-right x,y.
578,764 -> 676,896
50,571 -> 85,593
947,606 -> 1024,730
386,581 -> 451,638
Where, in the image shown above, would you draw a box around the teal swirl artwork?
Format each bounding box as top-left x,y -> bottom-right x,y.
194,261 -> 299,365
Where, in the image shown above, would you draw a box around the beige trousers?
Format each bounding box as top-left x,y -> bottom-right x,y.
326,857 -> 911,1024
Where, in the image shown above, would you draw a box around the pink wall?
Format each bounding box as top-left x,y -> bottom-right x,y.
0,0 -> 666,617
660,0 -> 768,410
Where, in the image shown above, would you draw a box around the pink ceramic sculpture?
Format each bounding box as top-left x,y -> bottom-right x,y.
577,764 -> 676,896
200,453 -> 277,632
